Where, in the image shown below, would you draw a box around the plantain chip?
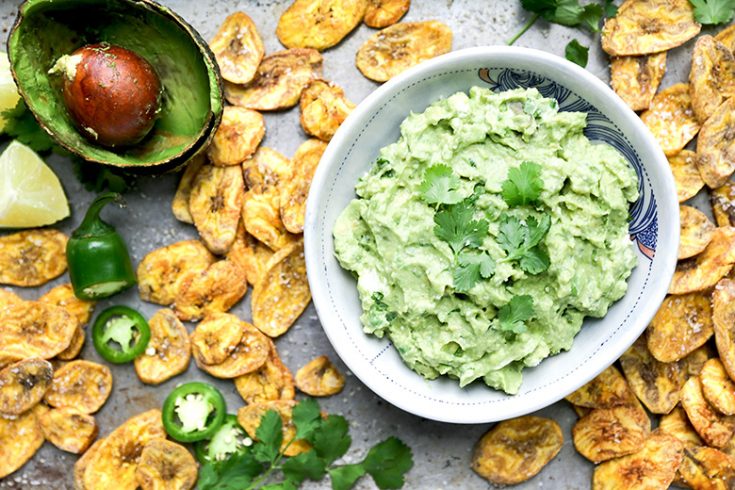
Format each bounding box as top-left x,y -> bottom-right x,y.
610,52 -> 667,111
697,98 -> 735,189
572,406 -> 650,463
679,445 -> 735,490
701,358 -> 735,416
82,409 -> 166,490
235,340 -> 295,404
207,106 -> 265,167
681,376 -> 735,448
45,360 -> 112,414
364,0 -> 410,28
276,0 -> 367,51
669,150 -> 705,203
171,154 -> 205,225
669,227 -> 735,295
471,415 -> 562,485
252,240 -> 311,337
295,355 -> 345,397
571,404 -> 592,418
39,283 -> 95,327
0,406 -> 45,478
659,406 -> 704,447
299,79 -> 355,142
640,83 -> 700,157
600,0 -> 700,56
40,407 -> 98,454
209,11 -> 264,85
0,358 -> 52,416
690,35 -> 735,124
356,21 -> 453,82
173,259 -> 248,322
237,400 -> 312,456
714,278 -> 735,381
712,181 -> 735,227
679,205 -> 716,260
56,324 -> 85,361
191,312 -> 244,366
684,344 -> 716,379
195,320 -> 270,379
135,439 -> 198,490
0,301 -> 76,361
134,309 -> 191,385
280,139 -> 326,234
591,430 -> 683,490
226,222 -> 274,285
0,229 -> 68,286
225,49 -> 323,111
716,23 -> 735,52
74,438 -> 104,490
565,365 -> 638,409
0,287 -> 22,306
648,293 -> 713,364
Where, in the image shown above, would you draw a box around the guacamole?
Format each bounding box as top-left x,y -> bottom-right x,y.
333,87 -> 639,394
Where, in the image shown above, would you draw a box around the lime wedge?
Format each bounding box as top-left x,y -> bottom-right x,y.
0,141 -> 70,228
0,53 -> 20,132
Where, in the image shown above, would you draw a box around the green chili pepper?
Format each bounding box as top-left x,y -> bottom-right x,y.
92,305 -> 151,364
194,414 -> 252,464
163,382 -> 227,443
66,192 -> 136,300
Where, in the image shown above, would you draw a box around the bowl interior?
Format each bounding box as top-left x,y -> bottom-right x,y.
305,47 -> 679,424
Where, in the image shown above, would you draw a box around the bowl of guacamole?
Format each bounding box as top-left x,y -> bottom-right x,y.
304,47 -> 679,424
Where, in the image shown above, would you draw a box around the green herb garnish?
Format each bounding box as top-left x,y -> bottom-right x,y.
433,199 -> 489,255
497,214 -> 551,274
508,0 -> 616,46
689,0 -> 735,24
419,164 -> 463,205
564,39 -> 589,67
501,161 -> 544,207
498,295 -> 535,334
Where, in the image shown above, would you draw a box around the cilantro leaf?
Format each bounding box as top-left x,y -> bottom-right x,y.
519,247 -> 550,274
419,164 -> 463,205
501,162 -> 544,207
520,0 -> 603,29
72,157 -> 135,193
292,398 -> 322,440
329,464 -> 367,490
579,3 -> 604,31
310,414 -> 352,464
282,449 -> 327,484
689,0 -> 735,24
525,215 -> 551,248
498,295 -> 535,334
565,39 -> 589,67
497,215 -> 526,255
434,200 -> 489,255
253,410 -> 283,464
363,437 -> 414,490
197,451 -> 262,490
497,214 -> 551,274
604,0 -> 618,17
1,100 -> 57,153
453,251 -> 496,292
261,482 -> 298,490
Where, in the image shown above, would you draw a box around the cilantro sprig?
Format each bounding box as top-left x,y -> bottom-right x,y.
419,164 -> 463,205
497,214 -> 551,274
501,161 -> 544,206
498,295 -> 535,335
689,0 -> 735,24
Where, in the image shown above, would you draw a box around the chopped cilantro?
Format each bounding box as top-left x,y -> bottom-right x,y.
419,164 -> 463,205
501,161 -> 544,207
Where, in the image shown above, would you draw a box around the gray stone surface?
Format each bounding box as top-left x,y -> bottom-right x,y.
0,0 -> 720,488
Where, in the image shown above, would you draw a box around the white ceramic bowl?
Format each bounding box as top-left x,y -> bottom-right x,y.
304,46 -> 679,424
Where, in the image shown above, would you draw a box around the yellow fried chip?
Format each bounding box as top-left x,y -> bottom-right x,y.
471,415 -> 562,485
0,301 -> 76,361
226,223 -> 275,285
0,358 -> 52,416
207,106 -> 265,167
134,309 -> 191,385
592,431 -> 683,490
669,227 -> 735,295
299,79 -> 355,142
714,278 -> 735,381
356,21 -> 453,83
647,293 -> 713,364
45,360 -> 112,414
659,406 -> 704,447
209,11 -> 264,85
697,97 -> 735,188
716,23 -> 735,52
679,205 -> 716,260
277,0 -> 367,51
82,410 -> 166,490
135,439 -> 198,490
669,150 -> 705,203
237,400 -> 312,456
640,83 -> 700,157
195,320 -> 270,379
56,324 -> 85,361
610,52 -> 667,112
235,340 -> 295,404
565,365 -> 638,409
0,407 -> 44,478
684,344 -> 716,379
40,407 -> 98,454
280,139 -> 326,234
173,259 -> 248,322
295,355 -> 345,397
679,446 -> 735,490
364,0 -> 410,28
712,181 -> 735,227
252,240 -> 311,337
690,35 -> 735,123
39,283 -> 95,327
225,49 -> 323,111
191,312 -> 244,365
0,229 -> 68,286
0,287 -> 22,306
701,358 -> 735,416
571,404 -> 592,418
601,0 -> 700,56
171,154 -> 205,225
74,438 -> 104,490
681,376 -> 735,448
572,406 -> 650,463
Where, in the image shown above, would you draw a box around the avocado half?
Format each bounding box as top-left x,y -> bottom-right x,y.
7,0 -> 223,171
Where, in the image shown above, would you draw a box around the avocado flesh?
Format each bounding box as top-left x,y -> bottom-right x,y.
8,0 -> 223,168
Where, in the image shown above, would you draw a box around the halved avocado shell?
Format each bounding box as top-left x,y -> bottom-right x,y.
7,0 -> 223,172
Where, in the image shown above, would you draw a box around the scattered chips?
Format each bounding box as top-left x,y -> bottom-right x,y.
696,97 -> 735,189
237,400 -> 312,456
207,106 -> 265,167
678,445 -> 735,489
565,365 -> 638,409
647,293 -> 714,363
0,229 -> 68,287
701,358 -> 735,416
39,283 -> 95,327
209,11 -> 264,85
714,279 -> 735,381
669,227 -> 735,295
610,52 -> 667,111
659,406 -> 704,448
356,21 -> 453,82
279,139 -> 326,234
171,155 -> 205,225
235,340 -> 295,404
135,439 -> 198,490
134,309 -> 191,385
225,49 -> 323,111
295,355 -> 345,397
679,205 -> 716,260
364,0 -> 410,28
299,79 -> 355,141
0,407 -> 45,478
40,407 -> 98,454
45,360 -> 113,414
471,416 -> 562,485
191,312 -> 244,366
681,376 -> 735,448
195,319 -> 270,379
689,35 -> 735,124
226,223 -> 274,285
0,301 -> 76,361
572,406 -> 650,463
669,150 -> 705,203
640,83 -> 700,157
276,0 -> 367,51
712,181 -> 735,227
0,358 -> 52,416
173,259 -> 248,322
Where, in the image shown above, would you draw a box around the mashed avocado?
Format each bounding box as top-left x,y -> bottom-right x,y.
333,87 -> 638,394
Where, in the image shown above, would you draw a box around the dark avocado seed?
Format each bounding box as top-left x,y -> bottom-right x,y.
51,43 -> 162,148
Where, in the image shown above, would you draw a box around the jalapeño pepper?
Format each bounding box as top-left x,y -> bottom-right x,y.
194,414 -> 252,464
162,382 -> 227,443
92,305 -> 151,364
66,192 -> 136,300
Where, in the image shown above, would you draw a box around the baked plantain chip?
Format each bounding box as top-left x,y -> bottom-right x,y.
173,260 -> 248,322
81,409 -> 166,490
45,360 -> 112,414
134,309 -> 191,385
0,287 -> 22,306
39,283 -> 95,327
0,358 -> 52,416
591,430 -> 683,490
697,97 -> 735,189
669,227 -> 735,295
681,376 -> 735,448
40,407 -> 98,454
714,278 -> 735,381
190,164 -> 245,255
299,79 -> 355,142
226,222 -> 274,285
135,439 -> 198,490
0,301 -> 76,361
684,344 -> 716,379
171,155 -> 205,225
74,438 -> 104,490
571,404 -> 592,418
237,400 -> 312,456
207,106 -> 265,167
0,229 -> 68,287
209,11 -> 264,85
191,312 -> 244,366
610,52 -> 667,112
356,21 -> 453,82
235,340 -> 295,404
600,0 -> 700,56
252,240 -> 311,337
640,83 -> 700,157
669,150 -> 705,203
572,406 -> 650,463
565,365 -> 638,409
364,0 -> 410,28
648,292 -> 714,365
295,355 -> 345,397
659,406 -> 704,447
195,320 -> 270,379
276,0 -> 367,51
701,358 -> 735,416
0,406 -> 45,478
471,415 -> 562,485
679,445 -> 735,490
56,324 -> 85,361
716,23 -> 735,52
280,139 -> 326,234
690,35 -> 735,124
225,49 -> 323,111
679,205 -> 716,260
712,181 -> 735,227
